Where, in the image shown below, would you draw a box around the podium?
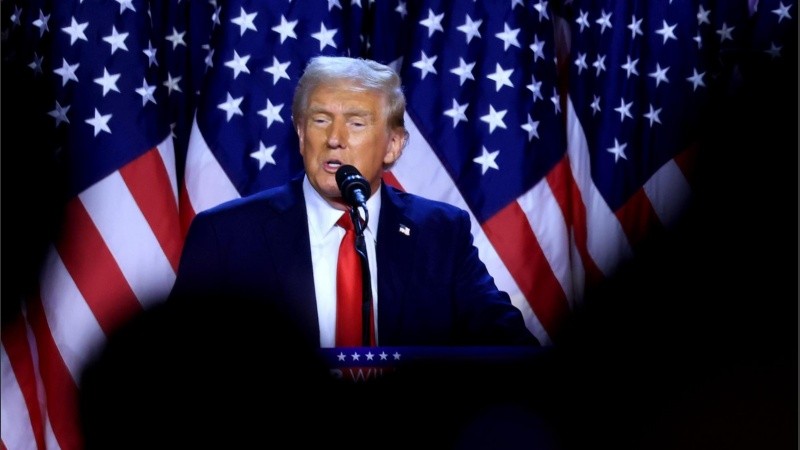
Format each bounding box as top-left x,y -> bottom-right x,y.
318,345 -> 548,382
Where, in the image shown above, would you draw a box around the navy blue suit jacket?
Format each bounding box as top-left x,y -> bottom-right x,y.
170,176 -> 538,347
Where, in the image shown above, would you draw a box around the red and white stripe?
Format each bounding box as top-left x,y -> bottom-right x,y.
1,138 -> 182,450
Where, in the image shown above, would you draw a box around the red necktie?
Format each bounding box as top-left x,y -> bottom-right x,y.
335,212 -> 374,346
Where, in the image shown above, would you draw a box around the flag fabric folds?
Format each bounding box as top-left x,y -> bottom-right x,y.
1,0 -> 795,449
1,2 -> 189,448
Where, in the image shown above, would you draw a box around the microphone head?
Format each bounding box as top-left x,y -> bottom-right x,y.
335,165 -> 371,206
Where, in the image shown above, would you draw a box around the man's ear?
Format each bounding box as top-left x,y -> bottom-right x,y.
383,129 -> 406,165
296,125 -> 305,153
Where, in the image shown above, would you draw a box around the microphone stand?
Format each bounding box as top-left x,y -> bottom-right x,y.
348,205 -> 372,347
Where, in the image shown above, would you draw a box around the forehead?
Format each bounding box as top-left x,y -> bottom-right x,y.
307,80 -> 387,112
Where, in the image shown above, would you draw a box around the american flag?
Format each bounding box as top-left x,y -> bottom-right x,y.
0,1 -> 192,448
1,0 -> 795,449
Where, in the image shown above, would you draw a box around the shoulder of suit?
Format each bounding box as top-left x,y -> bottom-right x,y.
385,184 -> 466,218
197,179 -> 300,220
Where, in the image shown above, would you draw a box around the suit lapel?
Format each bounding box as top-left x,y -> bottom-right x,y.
259,178 -> 320,344
376,185 -> 415,344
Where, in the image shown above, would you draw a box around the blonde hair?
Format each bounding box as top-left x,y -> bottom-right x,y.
292,56 -> 408,138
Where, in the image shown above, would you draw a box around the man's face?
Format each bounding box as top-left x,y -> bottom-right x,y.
297,79 -> 403,209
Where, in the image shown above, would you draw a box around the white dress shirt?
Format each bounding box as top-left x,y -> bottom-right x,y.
303,175 -> 380,347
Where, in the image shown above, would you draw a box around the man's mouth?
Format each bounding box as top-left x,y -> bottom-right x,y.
325,159 -> 343,171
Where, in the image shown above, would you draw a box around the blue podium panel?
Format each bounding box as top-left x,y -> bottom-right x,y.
319,346 -> 547,382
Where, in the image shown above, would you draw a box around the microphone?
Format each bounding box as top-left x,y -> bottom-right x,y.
335,165 -> 371,208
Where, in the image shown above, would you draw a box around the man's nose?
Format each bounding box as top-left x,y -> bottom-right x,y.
327,120 -> 347,148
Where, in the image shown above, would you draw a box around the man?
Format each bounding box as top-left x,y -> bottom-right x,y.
169,56 -> 538,347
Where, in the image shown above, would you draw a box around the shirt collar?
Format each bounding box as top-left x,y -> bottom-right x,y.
303,175 -> 381,239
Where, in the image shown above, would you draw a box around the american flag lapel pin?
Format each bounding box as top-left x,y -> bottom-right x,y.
398,224 -> 410,236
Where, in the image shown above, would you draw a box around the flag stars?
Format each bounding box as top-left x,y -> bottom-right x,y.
592,54 -> 606,76
697,5 -> 711,25
644,104 -> 662,126
590,95 -> 601,115
264,57 -> 291,84
450,58 -> 476,85
621,55 -> 639,78
165,27 -> 187,49
443,99 -> 469,128
143,41 -> 158,67
85,108 -> 112,136
10,6 -> 22,26
395,1 -> 408,19
716,23 -> 735,42
649,63 -> 670,87
94,68 -> 121,96
772,2 -> 792,22
225,50 -> 250,79
218,92 -> 244,122
550,87 -> 561,114
533,0 -> 550,21
135,79 -> 157,106
32,9 -> 50,37
211,5 -> 222,27
54,58 -> 80,86
311,22 -> 338,50
693,32 -> 703,48
419,9 -> 445,37
480,105 -> 507,133
457,14 -> 482,44
48,101 -> 70,127
574,52 -> 588,74
655,20 -> 678,44
686,69 -> 705,91
62,17 -> 88,45
163,72 -> 183,95
388,56 -> 404,75
28,53 -> 44,74
575,10 -> 590,32
412,51 -> 438,79
533,0 -> 550,22
103,26 -> 129,54
250,142 -> 277,169
529,35 -> 546,62
115,0 -> 136,14
596,10 -> 613,34
272,15 -> 298,43
607,139 -> 628,163
473,146 -> 500,174
521,114 -> 540,141
204,47 -> 215,70
526,75 -> 544,102
765,42 -> 782,59
495,23 -> 521,50
258,99 -> 284,128
486,63 -> 514,91
614,98 -> 633,122
232,7 -> 258,36
627,15 -> 643,39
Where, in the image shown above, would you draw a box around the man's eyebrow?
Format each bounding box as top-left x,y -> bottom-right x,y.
344,108 -> 374,118
307,105 -> 374,118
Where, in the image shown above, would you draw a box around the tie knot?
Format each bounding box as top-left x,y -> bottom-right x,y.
337,212 -> 354,231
